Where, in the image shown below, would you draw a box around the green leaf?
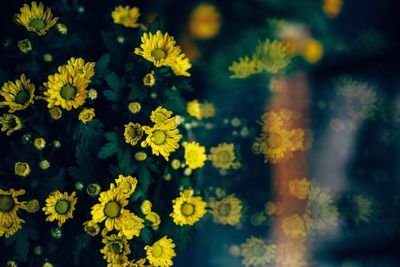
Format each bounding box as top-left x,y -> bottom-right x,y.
128,82 -> 146,101
163,90 -> 186,115
132,165 -> 152,200
140,227 -> 152,244
73,119 -> 104,152
104,72 -> 122,102
68,144 -> 97,182
95,53 -> 111,77
5,226 -> 39,262
98,132 -> 119,159
117,148 -> 136,176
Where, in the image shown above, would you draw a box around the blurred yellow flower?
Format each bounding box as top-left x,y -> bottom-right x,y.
281,213 -> 306,239
209,195 -> 242,225
253,39 -> 292,74
240,237 -> 276,266
183,141 -> 207,169
143,71 -> 155,87
112,6 -> 140,28
229,56 -> 258,79
56,23 -> 68,34
208,143 -> 236,170
128,102 -> 141,114
323,0 -> 342,18
14,162 -> 30,177
289,178 -> 310,200
302,38 -> 324,64
188,4 -> 221,39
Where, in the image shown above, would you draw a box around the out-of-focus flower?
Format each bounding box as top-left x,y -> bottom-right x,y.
323,0 -> 343,18
111,6 -> 140,28
18,39 -> 32,53
281,213 -> 307,239
229,56 -> 258,79
240,237 -> 276,266
188,4 -> 221,40
302,38 -> 324,64
15,162 -> 30,177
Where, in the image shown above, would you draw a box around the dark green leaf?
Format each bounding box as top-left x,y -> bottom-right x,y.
140,227 -> 152,244
95,53 -> 111,77
104,72 -> 122,102
98,132 -> 119,159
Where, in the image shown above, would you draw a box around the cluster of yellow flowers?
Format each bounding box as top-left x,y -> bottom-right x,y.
252,110 -> 307,163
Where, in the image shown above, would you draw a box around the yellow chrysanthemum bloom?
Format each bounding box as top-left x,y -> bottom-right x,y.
87,88 -> 98,100
186,100 -> 202,119
124,122 -> 144,146
149,106 -> 173,125
115,175 -> 138,197
83,220 -> 100,236
78,108 -> 95,124
1,216 -> 25,238
34,137 -> 46,150
134,31 -> 182,68
56,23 -> 68,34
289,178 -> 310,200
302,38 -> 324,64
208,195 -> 242,225
86,183 -> 101,197
188,3 -> 221,40
128,102 -> 141,114
14,162 -> 30,177
43,67 -> 89,111
170,54 -> 192,77
118,210 -> 144,240
183,141 -> 207,169
281,213 -> 306,239
26,199 -> 40,213
170,189 -> 207,226
134,151 -> 147,161
252,39 -> 292,74
91,184 -> 129,231
240,237 -> 276,267
112,6 -> 140,28
0,74 -> 35,113
229,56 -> 258,79
42,191 -> 77,227
15,1 -> 58,36
141,200 -> 161,230
0,188 -> 27,229
143,71 -> 155,87
65,57 -> 96,81
145,236 -> 176,267
323,0 -> 342,18
49,106 -> 62,120
0,114 -> 22,136
208,143 -> 236,170
100,234 -> 131,264
18,39 -> 32,53
171,159 -> 181,170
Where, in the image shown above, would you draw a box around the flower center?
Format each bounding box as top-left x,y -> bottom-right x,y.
251,243 -> 266,257
104,201 -> 121,218
152,244 -> 163,257
151,49 -> 167,61
152,130 -> 166,145
267,133 -> 283,148
128,126 -> 141,139
0,195 -> 15,212
14,89 -> 30,105
55,200 -> 70,215
217,151 -> 231,163
60,84 -> 77,100
181,202 -> 195,216
111,241 -> 124,254
186,150 -> 199,163
218,203 -> 232,217
29,18 -> 45,31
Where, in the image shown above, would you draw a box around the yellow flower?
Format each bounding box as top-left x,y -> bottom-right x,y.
128,102 -> 141,114
134,30 -> 182,68
115,175 -> 137,197
208,195 -> 242,225
1,216 -> 25,238
0,74 -> 35,112
34,137 -> 46,150
188,3 -> 221,40
170,189 -> 207,226
14,162 -> 30,177
43,66 -> 89,111
141,200 -> 161,230
15,1 -> 58,36
143,71 -> 155,87
289,178 -> 310,200
145,236 -> 176,267
65,57 -> 96,81
200,102 -> 216,118
49,106 -> 62,120
78,108 -> 95,124
100,234 -> 131,264
229,56 -> 258,79
240,237 -> 276,267
42,191 -> 77,227
56,23 -> 68,34
150,106 -> 173,125
87,88 -> 98,100
208,143 -> 236,170
302,38 -> 324,64
124,122 -> 144,146
170,54 -> 192,77
26,199 -> 40,213
252,39 -> 292,73
111,6 -> 140,28
86,183 -> 101,197
83,220 -> 100,236
186,100 -> 202,119
171,159 -> 181,170
91,184 -> 129,231
0,188 -> 27,230
39,160 -> 50,170
118,210 -> 144,240
134,151 -> 147,161
183,141 -> 207,169
323,0 -> 342,18
0,114 -> 22,136
18,39 -> 32,53
281,213 -> 306,239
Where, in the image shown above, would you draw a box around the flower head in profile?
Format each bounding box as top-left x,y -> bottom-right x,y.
0,74 -> 35,112
42,191 -> 77,227
229,56 -> 258,79
0,188 -> 28,235
15,1 -> 58,36
240,237 -> 276,267
111,6 -> 140,28
170,189 -> 207,226
145,236 -> 176,267
0,114 -> 22,136
78,108 -> 95,124
124,122 -> 144,146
